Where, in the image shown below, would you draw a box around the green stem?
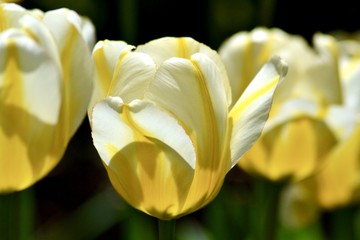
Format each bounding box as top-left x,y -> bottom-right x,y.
158,219 -> 176,240
252,177 -> 284,240
0,188 -> 35,240
322,205 -> 356,240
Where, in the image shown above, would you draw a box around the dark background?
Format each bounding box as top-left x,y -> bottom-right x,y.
4,0 -> 360,239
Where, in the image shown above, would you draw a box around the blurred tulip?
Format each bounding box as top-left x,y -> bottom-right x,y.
219,27 -> 342,182
0,3 -> 94,193
89,37 -> 287,219
279,37 -> 360,227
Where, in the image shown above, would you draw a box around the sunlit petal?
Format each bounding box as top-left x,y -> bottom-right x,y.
229,56 -> 287,167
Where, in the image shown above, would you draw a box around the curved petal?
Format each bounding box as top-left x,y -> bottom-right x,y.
0,3 -> 26,31
241,116 -> 337,182
137,37 -> 232,105
338,40 -> 360,112
314,123 -> 360,208
324,106 -> 358,141
145,53 -> 230,213
309,33 -> 342,104
0,29 -> 61,124
91,97 -> 194,219
218,27 -> 301,105
108,51 -> 156,103
264,98 -> 328,132
229,56 -> 287,167
145,54 -> 229,168
79,16 -> 96,49
0,29 -> 61,192
43,8 -> 94,140
89,40 -> 134,112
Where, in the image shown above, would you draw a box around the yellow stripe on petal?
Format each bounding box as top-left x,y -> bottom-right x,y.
108,50 -> 129,96
229,56 -> 287,167
93,44 -> 114,96
230,75 -> 280,119
92,98 -> 194,219
0,6 -> 7,32
177,38 -> 190,59
2,39 -> 24,106
190,59 -> 219,165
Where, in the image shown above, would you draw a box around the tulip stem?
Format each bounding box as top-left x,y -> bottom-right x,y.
158,219 -> 176,240
0,188 -> 35,240
252,177 -> 284,240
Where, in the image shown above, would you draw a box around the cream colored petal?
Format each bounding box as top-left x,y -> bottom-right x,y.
229,56 -> 287,167
108,51 -> 156,103
264,98 -> 327,132
91,97 -> 134,166
0,3 -> 25,31
310,33 -> 342,104
145,55 -> 229,166
126,100 -> 196,169
0,30 -> 61,124
80,16 -> 96,49
218,27 -> 295,104
137,37 -> 232,105
43,8 -> 94,140
324,106 -> 358,141
338,40 -> 360,112
0,29 -> 62,192
91,97 -> 194,219
145,54 -> 230,214
17,13 -> 61,70
89,40 -> 134,112
0,5 -> 59,67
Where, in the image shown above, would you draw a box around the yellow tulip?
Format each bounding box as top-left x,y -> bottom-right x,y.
0,3 -> 94,193
89,37 -> 287,219
219,28 -> 342,182
279,37 -> 360,224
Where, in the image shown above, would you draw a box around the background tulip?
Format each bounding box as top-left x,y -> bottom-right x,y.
219,28 -> 342,182
279,36 -> 360,230
0,3 -> 94,193
90,36 -> 287,220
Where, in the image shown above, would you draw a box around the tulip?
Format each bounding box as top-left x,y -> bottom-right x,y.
89,37 -> 287,220
219,28 -> 342,182
279,37 -> 360,225
0,3 -> 94,193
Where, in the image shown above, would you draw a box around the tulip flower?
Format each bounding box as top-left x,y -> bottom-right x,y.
279,37 -> 360,227
89,37 -> 287,220
219,28 -> 342,182
0,3 -> 94,193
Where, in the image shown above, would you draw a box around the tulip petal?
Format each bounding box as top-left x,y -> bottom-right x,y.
107,51 -> 156,103
90,40 -> 134,111
145,54 -> 231,212
145,54 -> 229,167
229,56 -> 287,167
137,37 -> 232,105
338,40 -> 360,112
79,16 -> 96,49
91,97 -> 195,219
92,97 -> 196,169
324,106 -> 358,141
0,30 -> 61,192
314,124 -> 360,208
310,34 -> 342,104
43,8 -> 94,140
0,30 -> 61,124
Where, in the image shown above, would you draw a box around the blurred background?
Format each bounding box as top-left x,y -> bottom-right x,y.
1,0 -> 360,239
